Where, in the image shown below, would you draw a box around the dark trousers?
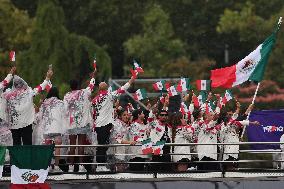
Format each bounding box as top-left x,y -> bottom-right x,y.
129,157 -> 146,172
96,124 -> 112,163
199,157 -> 219,171
11,124 -> 33,145
150,154 -> 172,172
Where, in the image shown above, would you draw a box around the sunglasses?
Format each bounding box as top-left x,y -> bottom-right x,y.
159,114 -> 168,117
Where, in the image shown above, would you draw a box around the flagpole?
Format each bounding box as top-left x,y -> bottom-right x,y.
240,82 -> 261,139
111,80 -> 148,110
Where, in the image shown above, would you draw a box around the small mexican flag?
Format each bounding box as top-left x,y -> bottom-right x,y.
133,59 -> 144,73
205,101 -> 217,114
142,138 -> 153,155
197,91 -> 207,107
8,145 -> 54,188
209,101 -> 216,112
159,95 -> 165,104
222,90 -> 233,105
0,146 -> 6,179
9,51 -> 16,62
167,85 -> 178,97
192,93 -> 199,107
180,102 -> 188,115
176,78 -> 190,92
93,53 -> 97,69
153,140 -> 166,155
134,88 -> 148,101
153,80 -> 170,91
196,80 -> 211,91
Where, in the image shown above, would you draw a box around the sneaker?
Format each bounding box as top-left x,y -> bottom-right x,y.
187,166 -> 197,171
53,165 -> 63,173
78,165 -> 87,173
68,165 -> 74,173
96,165 -> 110,172
48,166 -> 53,173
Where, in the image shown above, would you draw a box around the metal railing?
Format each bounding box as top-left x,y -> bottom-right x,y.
1,142 -> 284,180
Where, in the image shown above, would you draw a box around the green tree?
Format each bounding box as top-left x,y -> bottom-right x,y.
18,0 -> 111,88
124,4 -> 186,77
0,0 -> 33,76
59,0 -> 148,78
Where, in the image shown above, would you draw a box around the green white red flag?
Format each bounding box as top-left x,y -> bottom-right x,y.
133,59 -> 144,73
153,140 -> 166,155
180,102 -> 188,115
8,145 -> 54,188
142,138 -> 153,155
192,91 -> 207,107
211,17 -> 282,88
222,90 -> 233,105
134,88 -> 148,101
167,85 -> 178,97
176,78 -> 190,92
196,80 -> 211,91
153,80 -> 170,91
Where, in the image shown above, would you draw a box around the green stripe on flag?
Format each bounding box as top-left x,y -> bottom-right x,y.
0,146 -> 6,165
8,145 -> 54,170
249,19 -> 281,82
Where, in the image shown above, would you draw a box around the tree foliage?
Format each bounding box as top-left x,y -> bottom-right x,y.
18,0 -> 111,88
0,0 -> 33,76
124,4 -> 186,77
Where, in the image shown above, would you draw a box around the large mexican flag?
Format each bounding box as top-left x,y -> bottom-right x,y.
8,145 -> 54,189
211,17 -> 282,88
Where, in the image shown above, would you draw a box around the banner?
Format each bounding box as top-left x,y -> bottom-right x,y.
247,110 -> 284,150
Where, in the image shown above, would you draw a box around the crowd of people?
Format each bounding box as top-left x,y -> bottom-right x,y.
0,66 -> 261,173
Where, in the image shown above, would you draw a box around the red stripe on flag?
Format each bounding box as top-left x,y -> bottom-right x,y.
10,183 -> 51,189
176,80 -> 182,92
152,83 -> 159,91
210,65 -> 236,88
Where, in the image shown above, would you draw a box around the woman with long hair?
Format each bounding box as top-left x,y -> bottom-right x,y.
64,71 -> 96,173
38,87 -> 68,172
109,108 -> 135,172
171,112 -> 194,172
128,109 -> 149,171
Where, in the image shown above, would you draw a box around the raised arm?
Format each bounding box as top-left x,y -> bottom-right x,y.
0,66 -> 16,90
84,70 -> 97,93
111,76 -> 135,97
33,70 -> 53,96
